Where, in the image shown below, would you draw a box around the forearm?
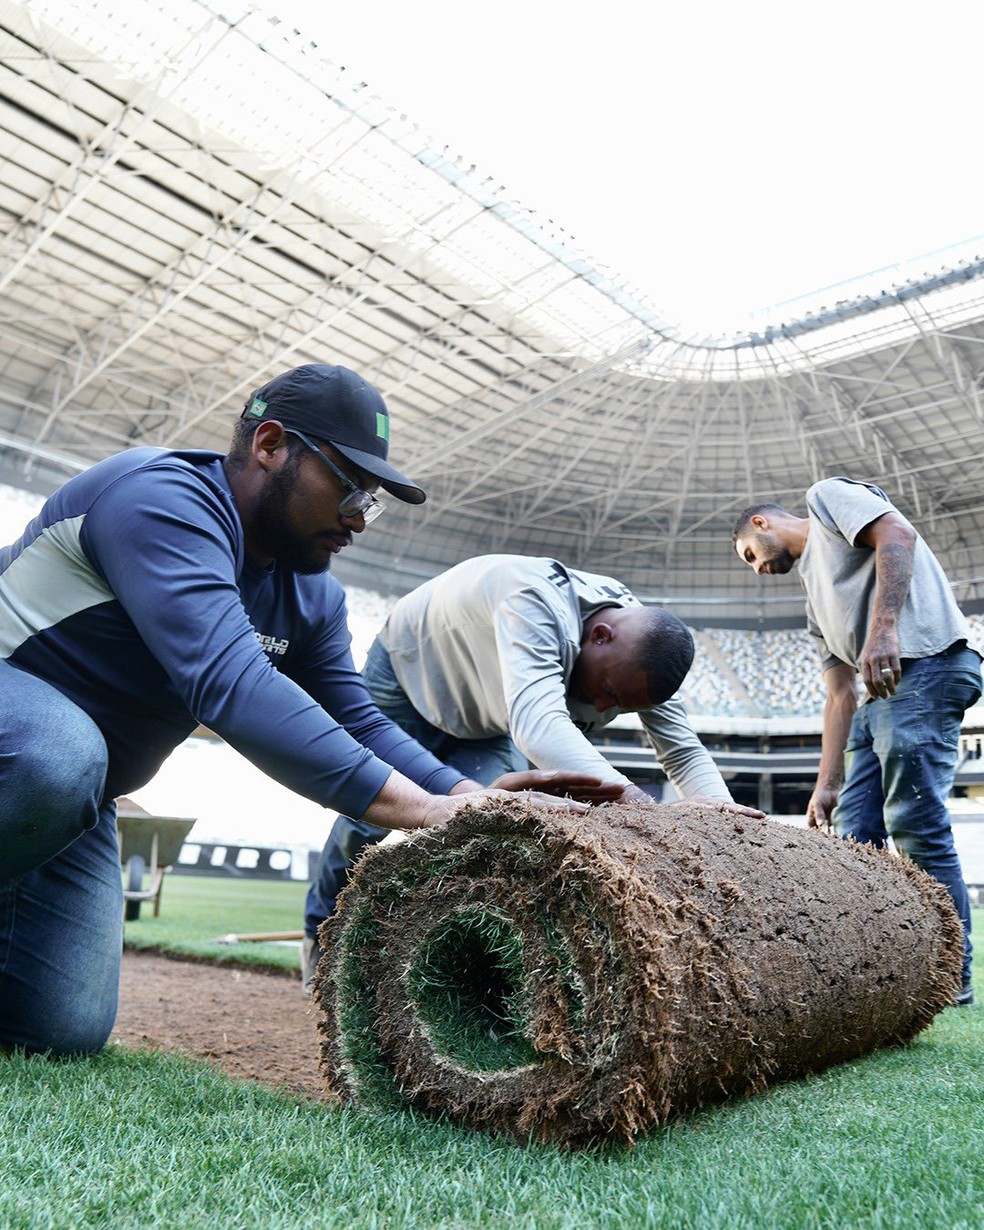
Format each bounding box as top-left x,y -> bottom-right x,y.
816,678 -> 857,791
641,699 -> 732,800
806,670 -> 858,828
857,515 -> 916,696
870,539 -> 913,637
662,748 -> 731,800
361,770 -> 457,831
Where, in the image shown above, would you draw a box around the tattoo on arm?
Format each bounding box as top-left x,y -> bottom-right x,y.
875,541 -> 913,615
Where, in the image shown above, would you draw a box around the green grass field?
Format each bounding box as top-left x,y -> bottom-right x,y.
122,874 -> 308,972
1,877 -> 981,1229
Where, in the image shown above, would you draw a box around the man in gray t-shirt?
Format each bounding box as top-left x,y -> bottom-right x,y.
733,478 -> 982,1004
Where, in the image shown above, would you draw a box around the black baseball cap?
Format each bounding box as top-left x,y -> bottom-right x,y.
242,364 -> 425,505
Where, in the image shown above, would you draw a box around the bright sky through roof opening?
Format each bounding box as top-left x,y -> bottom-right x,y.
277,0 -> 983,337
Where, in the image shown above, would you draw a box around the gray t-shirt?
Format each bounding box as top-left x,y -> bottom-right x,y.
799,477 -> 973,673
378,554 -> 729,798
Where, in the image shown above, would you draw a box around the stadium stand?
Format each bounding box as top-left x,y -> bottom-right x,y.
690,627 -> 825,718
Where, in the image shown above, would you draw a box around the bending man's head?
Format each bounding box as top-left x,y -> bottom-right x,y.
569,605 -> 695,713
732,502 -> 806,576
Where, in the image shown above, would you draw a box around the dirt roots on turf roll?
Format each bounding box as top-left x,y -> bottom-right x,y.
314,799 -> 963,1146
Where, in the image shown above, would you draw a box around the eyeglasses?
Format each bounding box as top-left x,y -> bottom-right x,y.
285,429 -> 385,524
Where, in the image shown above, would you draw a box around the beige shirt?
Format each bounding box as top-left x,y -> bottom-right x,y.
378,554 -> 730,798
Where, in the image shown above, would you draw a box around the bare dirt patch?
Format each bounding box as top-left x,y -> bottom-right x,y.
113,950 -> 325,1100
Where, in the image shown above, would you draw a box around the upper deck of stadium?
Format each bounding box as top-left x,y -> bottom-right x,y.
2,0 -> 983,624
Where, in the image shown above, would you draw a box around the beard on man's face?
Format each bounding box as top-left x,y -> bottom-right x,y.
256,459 -> 335,575
275,539 -> 334,575
752,529 -> 796,575
765,548 -> 796,575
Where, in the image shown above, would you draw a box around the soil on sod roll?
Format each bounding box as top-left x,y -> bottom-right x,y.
313,798 -> 963,1146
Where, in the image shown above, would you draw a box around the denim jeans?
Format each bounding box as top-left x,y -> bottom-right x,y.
304,638 -> 527,937
0,661 -> 122,1054
834,645 -> 982,983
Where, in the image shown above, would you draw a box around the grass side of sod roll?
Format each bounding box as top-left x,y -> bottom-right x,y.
0,875 -> 979,1229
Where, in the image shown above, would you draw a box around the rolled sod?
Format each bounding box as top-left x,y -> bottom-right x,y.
314,800 -> 963,1146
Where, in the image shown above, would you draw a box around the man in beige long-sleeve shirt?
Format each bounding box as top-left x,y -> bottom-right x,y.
303,553 -> 760,987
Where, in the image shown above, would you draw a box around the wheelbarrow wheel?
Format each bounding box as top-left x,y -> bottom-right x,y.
124,855 -> 145,921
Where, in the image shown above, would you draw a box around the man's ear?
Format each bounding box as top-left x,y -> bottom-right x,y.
252,421 -> 289,472
590,621 -> 614,645
750,513 -> 769,532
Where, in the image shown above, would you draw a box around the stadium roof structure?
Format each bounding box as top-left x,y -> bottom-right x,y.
3,0 -> 984,624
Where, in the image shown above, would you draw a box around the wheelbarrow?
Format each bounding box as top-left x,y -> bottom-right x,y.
117,805 -> 197,921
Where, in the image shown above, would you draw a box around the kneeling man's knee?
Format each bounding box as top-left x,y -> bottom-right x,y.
0,709 -> 108,881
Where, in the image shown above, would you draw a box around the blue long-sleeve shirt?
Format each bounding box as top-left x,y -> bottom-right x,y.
0,447 -> 463,814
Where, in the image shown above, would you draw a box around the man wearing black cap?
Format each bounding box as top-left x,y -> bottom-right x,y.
0,363 -> 591,1057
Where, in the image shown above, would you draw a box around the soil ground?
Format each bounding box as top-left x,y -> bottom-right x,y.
113,950 -> 324,1100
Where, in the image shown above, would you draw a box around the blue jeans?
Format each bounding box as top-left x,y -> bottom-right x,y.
0,661 -> 121,1054
834,645 -> 981,983
304,638 -> 527,937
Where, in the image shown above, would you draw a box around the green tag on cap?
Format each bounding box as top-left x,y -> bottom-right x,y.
248,397 -> 267,418
376,412 -> 390,441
